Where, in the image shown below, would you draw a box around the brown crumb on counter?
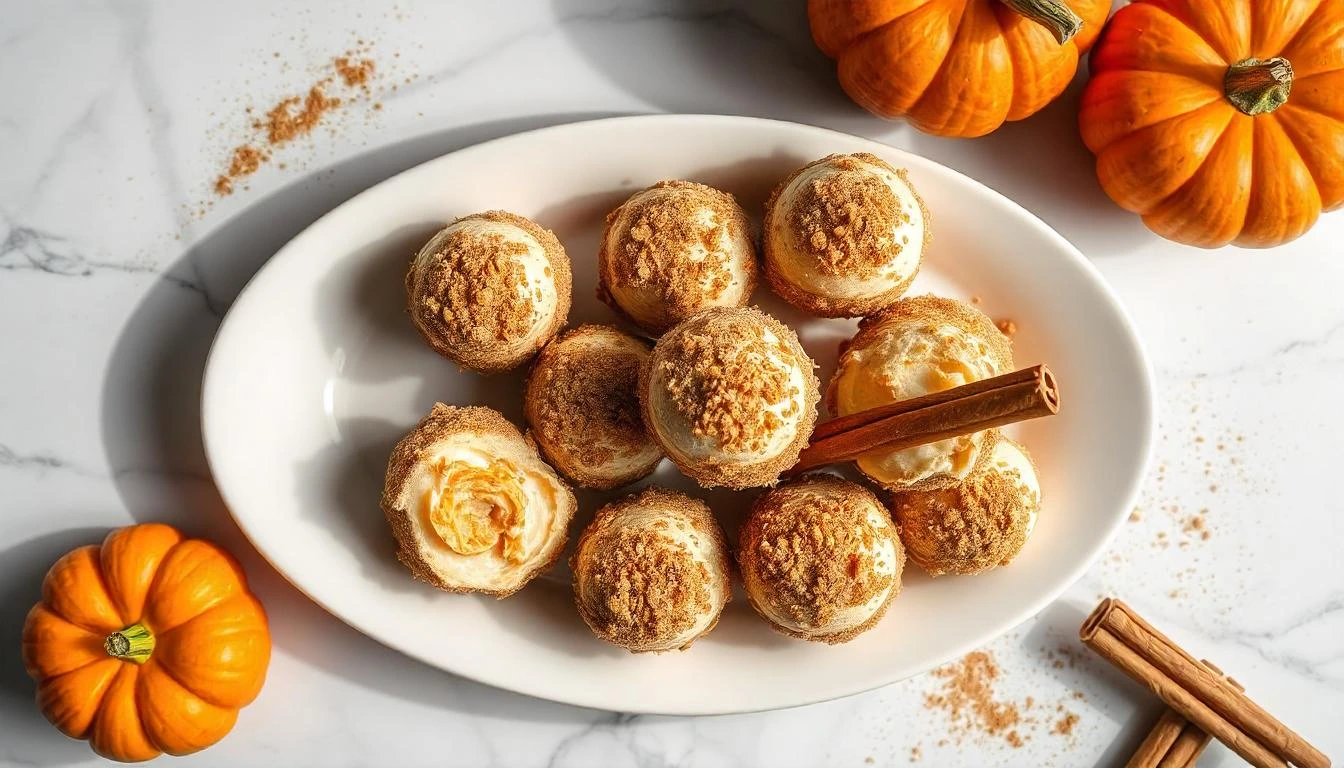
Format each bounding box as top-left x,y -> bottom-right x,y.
1054,711 -> 1079,736
996,319 -> 1017,338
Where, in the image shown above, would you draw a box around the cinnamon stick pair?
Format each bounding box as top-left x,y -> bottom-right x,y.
1082,599 -> 1330,768
1126,708 -> 1213,768
1127,661 -> 1242,768
786,364 -> 1059,476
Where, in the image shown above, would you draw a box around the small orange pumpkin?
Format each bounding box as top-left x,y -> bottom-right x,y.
809,0 -> 1111,137
1080,0 -> 1344,248
21,524 -> 270,762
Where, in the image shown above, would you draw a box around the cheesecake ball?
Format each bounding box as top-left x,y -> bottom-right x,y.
827,295 -> 1013,490
640,307 -> 819,489
764,153 -> 928,318
406,210 -> 571,373
524,324 -> 662,490
889,438 -> 1040,576
597,180 -> 757,335
737,475 -> 905,643
381,404 -> 577,597
571,488 -> 731,653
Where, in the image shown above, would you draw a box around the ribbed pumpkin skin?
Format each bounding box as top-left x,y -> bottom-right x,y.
1080,0 -> 1344,248
21,524 -> 270,762
810,0 -> 1110,137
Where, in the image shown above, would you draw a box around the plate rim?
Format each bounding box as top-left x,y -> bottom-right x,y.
201,113 -> 1157,715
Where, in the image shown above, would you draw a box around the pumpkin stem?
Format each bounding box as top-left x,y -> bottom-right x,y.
105,623 -> 155,664
997,0 -> 1083,45
1225,57 -> 1294,116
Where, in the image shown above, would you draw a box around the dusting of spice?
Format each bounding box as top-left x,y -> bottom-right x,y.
214,145 -> 268,196
923,651 -> 1022,745
260,86 -> 340,145
335,55 -> 375,88
1054,710 -> 1079,735
211,47 -> 389,198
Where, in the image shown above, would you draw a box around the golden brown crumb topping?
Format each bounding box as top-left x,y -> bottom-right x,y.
525,326 -> 657,486
656,309 -> 803,455
789,153 -> 908,279
411,230 -> 536,347
890,462 -> 1035,576
603,180 -> 750,313
740,476 -> 900,630
572,488 -> 726,651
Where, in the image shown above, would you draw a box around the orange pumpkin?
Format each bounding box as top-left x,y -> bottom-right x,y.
1080,0 -> 1344,248
21,524 -> 270,762
809,0 -> 1111,137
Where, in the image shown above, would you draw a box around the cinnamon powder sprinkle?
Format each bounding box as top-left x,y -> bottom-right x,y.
212,50 -> 383,197
213,145 -> 268,196
260,85 -> 340,145
924,652 -> 1022,745
334,55 -> 375,87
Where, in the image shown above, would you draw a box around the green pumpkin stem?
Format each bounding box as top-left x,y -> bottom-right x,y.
1225,57 -> 1294,116
997,0 -> 1083,45
104,622 -> 155,664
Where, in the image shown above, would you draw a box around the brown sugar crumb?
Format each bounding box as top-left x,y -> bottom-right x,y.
334,55 -> 375,87
909,747 -> 922,762
1054,711 -> 1079,736
924,651 -> 1022,745
1129,508 -> 1142,522
410,230 -> 536,347
789,154 -> 906,279
996,319 -> 1017,338
970,295 -> 982,304
740,477 -> 900,634
603,180 -> 749,317
659,315 -> 800,455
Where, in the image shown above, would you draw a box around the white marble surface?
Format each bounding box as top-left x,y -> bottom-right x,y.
1,1 -> 1341,766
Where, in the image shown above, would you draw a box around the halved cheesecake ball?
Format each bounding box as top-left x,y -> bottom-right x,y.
764,153 -> 928,318
571,487 -> 731,653
381,404 -> 576,597
889,438 -> 1041,576
827,295 -> 1013,491
406,210 -> 571,373
597,180 -> 757,335
639,306 -> 819,489
523,324 -> 662,490
737,475 -> 905,643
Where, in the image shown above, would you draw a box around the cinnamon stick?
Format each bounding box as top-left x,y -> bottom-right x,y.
1128,661 -> 1241,768
787,364 -> 1058,477
1127,709 -> 1187,768
1082,599 -> 1329,768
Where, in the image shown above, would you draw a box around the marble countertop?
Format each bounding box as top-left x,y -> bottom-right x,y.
2,1 -> 1341,766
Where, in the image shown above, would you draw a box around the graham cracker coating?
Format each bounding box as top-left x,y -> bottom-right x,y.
406,210 -> 572,373
597,180 -> 757,335
523,324 -> 662,490
639,306 -> 819,489
571,487 -> 730,652
737,474 -> 905,643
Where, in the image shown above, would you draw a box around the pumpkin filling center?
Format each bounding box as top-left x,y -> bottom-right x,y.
424,457 -> 529,563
